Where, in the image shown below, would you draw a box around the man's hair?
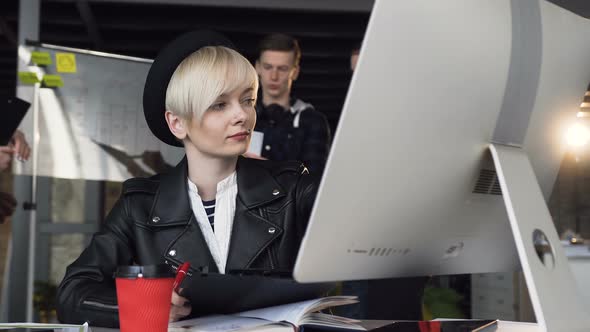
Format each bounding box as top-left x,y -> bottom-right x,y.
165,46 -> 259,121
257,33 -> 301,67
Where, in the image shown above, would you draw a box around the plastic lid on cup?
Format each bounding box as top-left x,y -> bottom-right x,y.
115,264 -> 174,279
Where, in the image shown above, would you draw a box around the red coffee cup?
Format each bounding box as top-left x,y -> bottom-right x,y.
115,265 -> 175,332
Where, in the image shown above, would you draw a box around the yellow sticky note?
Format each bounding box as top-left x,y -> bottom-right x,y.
56,53 -> 77,73
18,71 -> 41,84
42,74 -> 64,88
30,51 -> 52,65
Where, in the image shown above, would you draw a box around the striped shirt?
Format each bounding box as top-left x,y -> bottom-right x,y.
202,199 -> 216,231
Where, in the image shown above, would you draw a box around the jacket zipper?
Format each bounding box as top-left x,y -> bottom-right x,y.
82,300 -> 118,310
268,247 -> 276,270
166,260 -> 179,272
260,207 -> 276,270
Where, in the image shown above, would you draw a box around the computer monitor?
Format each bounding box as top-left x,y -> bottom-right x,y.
293,0 -> 590,330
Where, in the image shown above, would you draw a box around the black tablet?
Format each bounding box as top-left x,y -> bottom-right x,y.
1,97 -> 30,146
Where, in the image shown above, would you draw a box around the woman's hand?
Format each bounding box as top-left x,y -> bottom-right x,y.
170,288 -> 191,322
10,130 -> 30,162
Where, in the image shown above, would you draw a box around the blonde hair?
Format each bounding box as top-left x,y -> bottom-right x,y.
165,46 -> 258,120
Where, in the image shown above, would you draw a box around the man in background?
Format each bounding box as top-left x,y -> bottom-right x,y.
0,130 -> 30,223
252,33 -> 331,175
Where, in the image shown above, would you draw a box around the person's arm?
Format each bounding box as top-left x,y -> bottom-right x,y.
56,197 -> 134,328
299,112 -> 331,175
0,146 -> 14,171
0,192 -> 17,223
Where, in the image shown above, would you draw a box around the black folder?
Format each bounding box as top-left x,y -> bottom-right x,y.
1,96 -> 30,145
178,271 -> 335,318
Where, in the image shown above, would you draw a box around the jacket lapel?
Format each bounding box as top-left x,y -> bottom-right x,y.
148,157 -> 192,226
149,157 -> 218,273
149,157 -> 289,273
225,157 -> 287,271
165,215 -> 219,273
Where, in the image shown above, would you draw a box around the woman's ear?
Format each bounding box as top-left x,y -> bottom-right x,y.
165,111 -> 187,140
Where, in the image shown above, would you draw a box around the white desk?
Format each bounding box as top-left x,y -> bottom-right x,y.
562,242 -> 590,308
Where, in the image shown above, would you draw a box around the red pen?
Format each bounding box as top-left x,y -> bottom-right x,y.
173,262 -> 191,293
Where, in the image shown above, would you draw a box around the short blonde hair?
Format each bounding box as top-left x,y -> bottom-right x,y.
165,46 -> 258,120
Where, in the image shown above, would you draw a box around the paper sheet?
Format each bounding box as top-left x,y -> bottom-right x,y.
0,321 -> 88,332
169,315 -> 273,332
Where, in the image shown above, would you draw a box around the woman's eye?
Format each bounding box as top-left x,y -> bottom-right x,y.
209,102 -> 226,111
242,98 -> 256,107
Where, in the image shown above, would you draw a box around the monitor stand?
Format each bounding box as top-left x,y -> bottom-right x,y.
489,143 -> 590,332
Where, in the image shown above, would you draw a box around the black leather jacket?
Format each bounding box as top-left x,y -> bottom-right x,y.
56,156 -> 318,327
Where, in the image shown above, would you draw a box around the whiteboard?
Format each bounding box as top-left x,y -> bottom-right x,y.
16,44 -> 184,182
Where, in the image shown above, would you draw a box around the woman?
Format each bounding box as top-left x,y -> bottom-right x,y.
56,31 -> 319,327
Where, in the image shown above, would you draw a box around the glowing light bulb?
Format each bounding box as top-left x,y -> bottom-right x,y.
565,123 -> 590,147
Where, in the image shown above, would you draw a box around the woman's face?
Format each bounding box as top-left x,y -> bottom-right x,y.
184,84 -> 257,158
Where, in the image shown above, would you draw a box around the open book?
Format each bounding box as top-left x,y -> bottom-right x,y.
169,296 -> 365,332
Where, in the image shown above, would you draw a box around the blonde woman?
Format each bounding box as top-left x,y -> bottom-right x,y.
57,31 -> 319,328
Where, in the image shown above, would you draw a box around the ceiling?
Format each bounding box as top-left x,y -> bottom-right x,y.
0,0 -> 589,131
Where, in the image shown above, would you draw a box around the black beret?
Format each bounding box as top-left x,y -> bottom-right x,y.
143,30 -> 235,146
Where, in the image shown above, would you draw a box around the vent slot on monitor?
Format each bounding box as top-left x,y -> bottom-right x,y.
473,151 -> 503,196
366,248 -> 410,256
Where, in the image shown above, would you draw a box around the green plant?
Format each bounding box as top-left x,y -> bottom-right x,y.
34,280 -> 57,322
422,286 -> 465,319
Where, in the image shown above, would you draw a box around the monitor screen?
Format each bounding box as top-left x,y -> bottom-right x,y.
294,0 -> 590,283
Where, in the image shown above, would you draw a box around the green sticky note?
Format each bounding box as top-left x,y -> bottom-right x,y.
31,51 -> 52,65
42,74 -> 64,88
18,71 -> 41,84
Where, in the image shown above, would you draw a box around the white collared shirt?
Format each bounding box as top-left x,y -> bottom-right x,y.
187,172 -> 237,273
